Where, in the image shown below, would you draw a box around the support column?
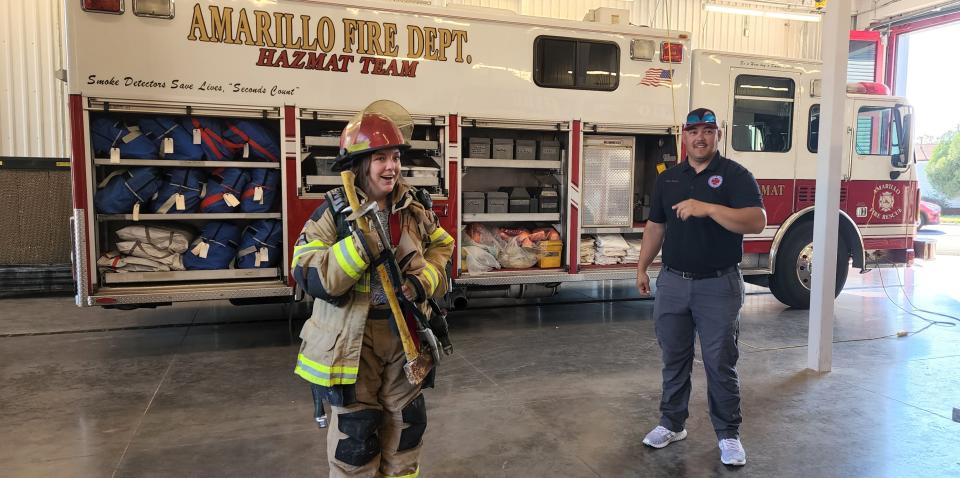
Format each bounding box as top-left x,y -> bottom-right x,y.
808,0 -> 851,373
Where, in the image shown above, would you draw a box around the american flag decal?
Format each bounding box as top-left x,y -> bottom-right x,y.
639,68 -> 673,87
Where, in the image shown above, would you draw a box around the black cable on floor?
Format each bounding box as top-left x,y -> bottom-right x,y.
874,257 -> 957,334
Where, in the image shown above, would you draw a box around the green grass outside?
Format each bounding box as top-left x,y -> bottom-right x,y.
941,215 -> 960,224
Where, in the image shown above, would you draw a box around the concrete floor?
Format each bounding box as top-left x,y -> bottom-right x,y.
3,258 -> 960,477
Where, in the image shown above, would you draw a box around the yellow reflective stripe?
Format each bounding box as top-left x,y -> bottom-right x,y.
297,353 -> 359,374
291,240 -> 329,268
295,353 -> 359,385
384,466 -> 419,478
429,226 -> 454,246
332,236 -> 366,280
422,263 -> 439,294
295,239 -> 329,251
343,235 -> 367,268
295,365 -> 357,386
347,140 -> 371,152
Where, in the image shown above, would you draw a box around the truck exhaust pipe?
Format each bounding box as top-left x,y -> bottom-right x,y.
449,288 -> 469,310
455,284 -> 559,309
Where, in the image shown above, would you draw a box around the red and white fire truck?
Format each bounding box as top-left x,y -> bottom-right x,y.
65,0 -> 917,311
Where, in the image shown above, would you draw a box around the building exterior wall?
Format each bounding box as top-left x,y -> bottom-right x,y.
0,0 -> 68,160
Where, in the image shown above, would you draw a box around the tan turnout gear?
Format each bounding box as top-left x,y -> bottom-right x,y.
326,317 -> 425,478
291,179 -> 454,477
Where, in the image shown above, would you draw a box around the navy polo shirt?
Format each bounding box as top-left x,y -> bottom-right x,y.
648,152 -> 763,273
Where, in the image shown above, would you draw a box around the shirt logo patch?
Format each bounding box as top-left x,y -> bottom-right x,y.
708,175 -> 723,188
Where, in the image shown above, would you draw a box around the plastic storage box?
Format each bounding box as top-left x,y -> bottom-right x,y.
539,188 -> 559,213
539,140 -> 561,161
486,192 -> 509,213
492,138 -> 514,159
463,192 -> 485,213
468,138 -> 491,159
515,140 -> 536,160
538,240 -> 562,268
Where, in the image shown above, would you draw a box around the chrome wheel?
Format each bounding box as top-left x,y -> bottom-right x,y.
796,242 -> 814,291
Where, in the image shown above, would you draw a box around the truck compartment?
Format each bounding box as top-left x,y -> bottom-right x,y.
579,132 -> 676,271
298,112 -> 447,198
459,124 -> 568,277
82,103 -> 290,301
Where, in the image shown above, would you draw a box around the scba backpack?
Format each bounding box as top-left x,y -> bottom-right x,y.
90,118 -> 159,160
236,220 -> 283,269
149,169 -> 207,214
94,167 -> 162,215
138,117 -> 204,160
222,121 -> 280,162
240,168 -> 280,213
201,168 -> 250,213
184,117 -> 241,161
183,221 -> 241,270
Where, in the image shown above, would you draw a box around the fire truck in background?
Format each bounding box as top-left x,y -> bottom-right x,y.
690,50 -> 917,308
64,0 -> 916,311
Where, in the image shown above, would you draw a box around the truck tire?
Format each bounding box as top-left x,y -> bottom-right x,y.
768,221 -> 849,309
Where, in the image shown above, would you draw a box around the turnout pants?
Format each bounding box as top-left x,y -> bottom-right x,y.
653,268 -> 744,440
327,317 -> 425,478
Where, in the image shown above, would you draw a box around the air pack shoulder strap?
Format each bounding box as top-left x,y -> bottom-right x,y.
325,187 -> 352,241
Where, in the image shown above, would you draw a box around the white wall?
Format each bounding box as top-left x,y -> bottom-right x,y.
0,0 -> 68,159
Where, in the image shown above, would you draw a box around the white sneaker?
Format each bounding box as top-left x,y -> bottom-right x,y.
642,425 -> 687,449
719,438 -> 746,466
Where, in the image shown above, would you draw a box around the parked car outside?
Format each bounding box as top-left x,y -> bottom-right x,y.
919,200 -> 941,229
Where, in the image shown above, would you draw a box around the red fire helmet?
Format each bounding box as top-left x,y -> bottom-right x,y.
333,100 -> 412,172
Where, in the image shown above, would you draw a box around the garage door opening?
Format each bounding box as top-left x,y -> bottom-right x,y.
892,18 -> 960,254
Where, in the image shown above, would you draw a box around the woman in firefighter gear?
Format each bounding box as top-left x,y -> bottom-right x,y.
291,102 -> 454,478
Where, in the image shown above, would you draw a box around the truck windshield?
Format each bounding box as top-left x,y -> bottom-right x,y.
855,106 -> 901,156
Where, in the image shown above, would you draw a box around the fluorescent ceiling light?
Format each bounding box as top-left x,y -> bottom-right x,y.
705,3 -> 822,23
765,11 -> 821,22
705,4 -> 763,16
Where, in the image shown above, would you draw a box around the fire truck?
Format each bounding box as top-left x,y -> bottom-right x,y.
65,0 -> 916,311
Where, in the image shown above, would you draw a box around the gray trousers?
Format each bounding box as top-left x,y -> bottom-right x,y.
653,268 -> 744,440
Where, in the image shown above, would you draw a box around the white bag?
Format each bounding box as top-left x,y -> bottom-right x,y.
115,225 -> 194,254
97,251 -> 172,272
463,245 -> 501,273
116,241 -> 185,271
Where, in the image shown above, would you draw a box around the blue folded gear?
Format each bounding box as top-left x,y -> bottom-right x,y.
223,120 -> 280,162
138,116 -> 204,160
201,167 -> 250,213
90,117 -> 159,159
94,167 -> 162,214
236,219 -> 283,269
183,221 -> 241,270
149,168 -> 207,214
240,168 -> 280,213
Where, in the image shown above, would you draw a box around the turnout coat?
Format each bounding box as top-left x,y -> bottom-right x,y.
291,182 -> 454,390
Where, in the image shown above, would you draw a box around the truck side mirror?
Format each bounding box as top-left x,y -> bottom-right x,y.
891,109 -> 911,169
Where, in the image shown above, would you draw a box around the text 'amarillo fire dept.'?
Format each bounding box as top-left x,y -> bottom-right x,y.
186,3 -> 472,78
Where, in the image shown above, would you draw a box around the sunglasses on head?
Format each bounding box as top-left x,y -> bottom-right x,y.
686,111 -> 717,125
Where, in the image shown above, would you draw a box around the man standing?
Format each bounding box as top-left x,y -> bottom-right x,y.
635,108 -> 766,466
